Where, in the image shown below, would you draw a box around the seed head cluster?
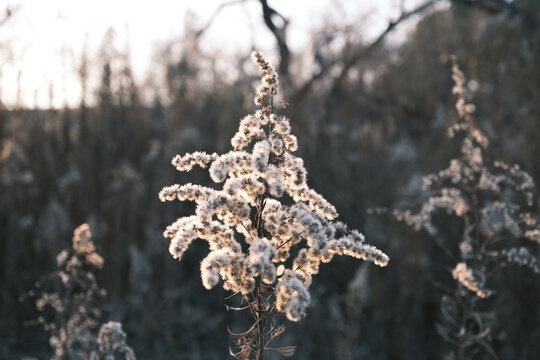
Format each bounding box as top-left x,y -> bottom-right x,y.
92,321 -> 136,360
387,59 -> 540,287
378,58 -> 540,358
451,262 -> 487,298
34,224 -> 136,359
160,52 -> 388,322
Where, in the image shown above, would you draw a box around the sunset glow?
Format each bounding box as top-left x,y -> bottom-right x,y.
1,0 -> 413,108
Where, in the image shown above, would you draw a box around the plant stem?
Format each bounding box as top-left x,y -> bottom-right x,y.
254,194 -> 267,360
255,278 -> 264,360
457,290 -> 469,360
254,93 -> 273,359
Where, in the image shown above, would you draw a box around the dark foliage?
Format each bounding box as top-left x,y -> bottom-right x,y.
1,1 -> 539,359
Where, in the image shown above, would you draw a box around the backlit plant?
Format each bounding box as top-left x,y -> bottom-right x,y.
32,224 -> 136,360
159,52 -> 389,359
377,57 -> 540,360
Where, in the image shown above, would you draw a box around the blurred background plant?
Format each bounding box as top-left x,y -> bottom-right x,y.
372,57 -> 540,359
1,0 -> 540,359
91,322 -> 135,360
21,224 -> 135,360
32,223 -> 105,359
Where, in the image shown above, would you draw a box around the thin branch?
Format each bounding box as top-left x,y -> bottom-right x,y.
294,0 -> 538,102
0,5 -> 19,27
293,0 -> 441,101
225,291 -> 241,300
241,222 -> 255,240
331,0 -> 442,90
196,0 -> 249,38
258,0 -> 290,76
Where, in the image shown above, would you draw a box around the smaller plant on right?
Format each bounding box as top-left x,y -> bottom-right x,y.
381,57 -> 539,359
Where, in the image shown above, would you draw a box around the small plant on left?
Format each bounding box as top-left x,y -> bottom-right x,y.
31,224 -> 135,360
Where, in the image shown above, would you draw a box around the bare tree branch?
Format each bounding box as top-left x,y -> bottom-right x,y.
0,5 -> 19,28
294,0 -> 537,102
196,0 -> 290,77
336,0 -> 442,84
292,0 -> 442,102
196,0 -> 535,103
258,0 -> 290,77
196,0 -> 249,38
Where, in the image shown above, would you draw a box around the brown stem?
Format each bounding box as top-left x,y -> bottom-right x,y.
258,0 -> 290,77
250,92 -> 279,360
471,184 -> 481,261
456,289 -> 470,360
254,193 -> 268,359
255,278 -> 264,360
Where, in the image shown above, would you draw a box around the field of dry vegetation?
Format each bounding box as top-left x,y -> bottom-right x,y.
1,1 -> 539,359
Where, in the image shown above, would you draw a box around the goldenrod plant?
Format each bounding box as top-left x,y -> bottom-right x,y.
159,52 -> 389,359
374,57 -> 540,359
33,224 -> 136,360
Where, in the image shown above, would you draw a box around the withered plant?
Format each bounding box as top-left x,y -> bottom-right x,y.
159,52 -> 389,359
33,223 -> 106,359
31,224 -> 135,360
374,57 -> 540,359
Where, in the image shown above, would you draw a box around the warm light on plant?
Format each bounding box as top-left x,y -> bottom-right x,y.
374,57 -> 540,360
31,224 -> 136,360
159,51 -> 388,359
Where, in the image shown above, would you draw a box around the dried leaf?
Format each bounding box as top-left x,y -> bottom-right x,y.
474,338 -> 498,359
271,325 -> 285,338
436,323 -> 457,345
465,326 -> 491,345
225,304 -> 250,311
267,346 -> 296,357
229,346 -> 251,359
227,322 -> 258,339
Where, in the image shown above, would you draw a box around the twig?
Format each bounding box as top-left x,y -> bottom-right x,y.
258,0 -> 290,76
196,0 -> 250,38
293,0 -> 442,102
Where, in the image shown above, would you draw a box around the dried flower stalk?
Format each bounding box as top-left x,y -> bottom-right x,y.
378,57 -> 540,359
160,51 -> 388,359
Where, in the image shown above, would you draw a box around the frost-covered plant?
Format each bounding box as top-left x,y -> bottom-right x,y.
378,57 -> 539,359
33,224 -> 135,360
159,52 -> 389,359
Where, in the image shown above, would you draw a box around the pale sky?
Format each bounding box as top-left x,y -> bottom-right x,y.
0,0 -> 427,108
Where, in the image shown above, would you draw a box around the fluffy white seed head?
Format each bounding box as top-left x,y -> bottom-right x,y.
160,51 -> 388,322
72,223 -> 104,269
247,237 -> 277,284
276,271 -> 311,322
172,151 -> 218,172
452,262 -> 488,298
